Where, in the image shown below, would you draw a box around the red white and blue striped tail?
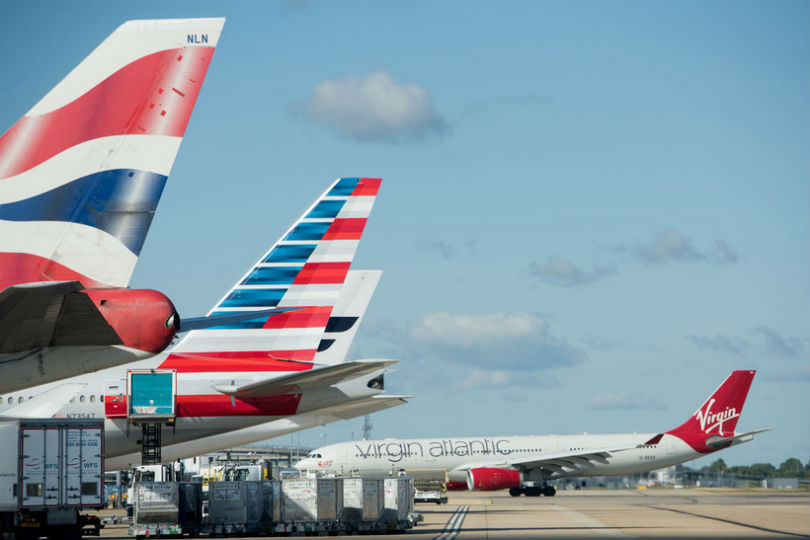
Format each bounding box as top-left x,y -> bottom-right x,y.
163,178 -> 381,371
0,18 -> 224,291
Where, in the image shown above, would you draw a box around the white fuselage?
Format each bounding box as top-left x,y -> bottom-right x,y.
295,434 -> 703,484
0,355 -> 384,470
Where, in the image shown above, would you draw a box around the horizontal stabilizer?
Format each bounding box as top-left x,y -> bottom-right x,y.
723,428 -> 772,447
0,281 -> 120,353
213,359 -> 397,398
0,383 -> 86,418
310,394 -> 411,420
179,307 -> 301,332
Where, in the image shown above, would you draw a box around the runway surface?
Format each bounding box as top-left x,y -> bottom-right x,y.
96,488 -> 809,539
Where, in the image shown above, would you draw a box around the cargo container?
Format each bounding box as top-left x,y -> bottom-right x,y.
205,481 -> 264,535
129,481 -> 201,537
261,480 -> 282,523
382,477 -> 414,531
0,419 -> 104,540
275,478 -> 343,534
340,477 -> 386,532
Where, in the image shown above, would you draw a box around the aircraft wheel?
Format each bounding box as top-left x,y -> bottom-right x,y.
526,486 -> 542,497
509,487 -> 522,497
543,486 -> 556,497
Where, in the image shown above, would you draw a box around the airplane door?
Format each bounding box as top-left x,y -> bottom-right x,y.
104,381 -> 126,418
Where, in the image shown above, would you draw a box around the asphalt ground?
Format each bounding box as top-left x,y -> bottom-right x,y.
93,488 -> 809,540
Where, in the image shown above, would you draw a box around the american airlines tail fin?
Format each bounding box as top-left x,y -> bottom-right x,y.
0,18 -> 224,290
659,370 -> 758,453
162,178 -> 380,372
314,270 -> 381,365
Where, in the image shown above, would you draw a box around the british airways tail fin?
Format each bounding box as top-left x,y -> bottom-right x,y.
161,177 -> 381,372
0,18 -> 224,290
662,370 -> 757,454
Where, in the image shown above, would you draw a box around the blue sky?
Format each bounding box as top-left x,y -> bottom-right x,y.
1,1 -> 807,468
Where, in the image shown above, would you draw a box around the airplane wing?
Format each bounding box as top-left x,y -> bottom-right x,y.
0,383 -> 86,418
213,360 -> 397,398
454,445 -> 638,475
0,281 -> 119,353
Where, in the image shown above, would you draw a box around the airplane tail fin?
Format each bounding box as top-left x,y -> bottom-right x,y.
314,270 -> 381,365
162,178 -> 380,372
0,18 -> 224,290
664,370 -> 756,453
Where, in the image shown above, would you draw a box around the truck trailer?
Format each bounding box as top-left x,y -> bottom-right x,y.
0,419 -> 104,540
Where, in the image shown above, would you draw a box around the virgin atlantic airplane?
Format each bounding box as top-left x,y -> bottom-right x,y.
295,371 -> 767,496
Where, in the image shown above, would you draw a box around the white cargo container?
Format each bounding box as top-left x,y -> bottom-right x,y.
382,477 -> 414,526
281,478 -> 343,521
341,478 -> 383,522
0,419 -> 104,539
129,481 -> 201,537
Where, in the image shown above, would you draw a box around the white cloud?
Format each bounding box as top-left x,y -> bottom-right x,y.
452,368 -> 559,391
687,325 -> 805,360
636,230 -> 703,263
408,312 -> 585,372
714,240 -> 739,264
409,312 -> 548,348
455,368 -> 517,390
610,230 -> 740,265
529,256 -> 615,287
291,70 -> 447,142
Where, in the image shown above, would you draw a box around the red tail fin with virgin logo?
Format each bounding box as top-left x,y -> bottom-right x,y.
666,370 -> 756,454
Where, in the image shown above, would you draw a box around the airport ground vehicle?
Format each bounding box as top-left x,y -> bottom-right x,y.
0,419 -> 104,539
413,479 -> 449,504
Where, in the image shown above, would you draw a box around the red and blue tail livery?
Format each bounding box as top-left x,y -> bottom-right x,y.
0,19 -> 224,392
165,177 -> 381,368
0,18 -> 224,290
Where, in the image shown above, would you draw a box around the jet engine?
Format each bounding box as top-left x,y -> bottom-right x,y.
466,467 -> 522,491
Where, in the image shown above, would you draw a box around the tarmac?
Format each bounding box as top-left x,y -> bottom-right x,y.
94,487 -> 809,539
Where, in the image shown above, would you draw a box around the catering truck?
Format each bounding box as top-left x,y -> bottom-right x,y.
0,419 -> 104,539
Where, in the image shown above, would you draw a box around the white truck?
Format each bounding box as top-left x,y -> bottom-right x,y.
0,419 -> 104,540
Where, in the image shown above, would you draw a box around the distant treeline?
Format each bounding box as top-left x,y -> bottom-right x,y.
695,457 -> 809,479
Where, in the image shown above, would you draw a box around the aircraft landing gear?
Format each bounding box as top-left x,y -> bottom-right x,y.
515,484 -> 556,496
526,486 -> 542,497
